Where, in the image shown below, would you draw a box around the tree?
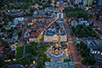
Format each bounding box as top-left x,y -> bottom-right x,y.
38,59 -> 43,65
82,59 -> 86,65
3,19 -> 9,25
48,0 -> 52,4
30,8 -> 35,13
0,24 -> 3,28
27,59 -> 31,66
40,41 -> 44,47
37,64 -> 43,68
1,41 -> 9,47
89,58 -> 96,65
89,14 -> 93,18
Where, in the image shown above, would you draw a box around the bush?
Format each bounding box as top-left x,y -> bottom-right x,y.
82,60 -> 86,65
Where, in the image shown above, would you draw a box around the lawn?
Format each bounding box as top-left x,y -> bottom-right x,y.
64,59 -> 71,62
62,45 -> 67,47
14,55 -> 35,66
25,45 -> 32,53
43,45 -> 51,51
16,46 -> 24,59
0,59 -> 9,67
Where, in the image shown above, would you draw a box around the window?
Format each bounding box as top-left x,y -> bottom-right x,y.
101,53 -> 102,55
92,51 -> 94,54
95,51 -> 97,54
98,51 -> 100,54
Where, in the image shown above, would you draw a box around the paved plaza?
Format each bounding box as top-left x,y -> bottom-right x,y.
45,47 -> 70,62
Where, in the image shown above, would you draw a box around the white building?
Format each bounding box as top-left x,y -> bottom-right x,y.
14,17 -> 24,25
78,21 -> 89,26
57,12 -> 63,19
71,20 -> 78,28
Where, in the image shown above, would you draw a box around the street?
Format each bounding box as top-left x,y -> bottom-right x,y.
64,18 -> 84,68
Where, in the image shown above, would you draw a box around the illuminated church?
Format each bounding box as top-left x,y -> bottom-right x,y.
51,30 -> 62,55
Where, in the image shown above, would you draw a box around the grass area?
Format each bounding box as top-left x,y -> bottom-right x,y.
14,55 -> 35,66
16,46 -> 24,59
0,59 -> 9,67
64,59 -> 71,62
25,45 -> 32,53
43,45 -> 51,51
62,45 -> 67,47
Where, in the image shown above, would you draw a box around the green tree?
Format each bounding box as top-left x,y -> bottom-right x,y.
40,41 -> 44,47
3,19 -> 9,25
1,41 -> 9,47
38,59 -> 43,65
27,59 -> 31,66
48,0 -> 52,4
82,59 -> 86,65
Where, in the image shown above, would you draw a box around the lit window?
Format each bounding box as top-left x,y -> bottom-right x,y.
98,51 -> 100,54
92,51 -> 94,54
95,51 -> 96,54
101,53 -> 102,55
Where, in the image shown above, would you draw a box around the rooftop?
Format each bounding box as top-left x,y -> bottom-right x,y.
45,61 -> 74,68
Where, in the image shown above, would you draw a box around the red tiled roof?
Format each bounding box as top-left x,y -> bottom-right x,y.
17,23 -> 22,27
9,42 -> 15,45
29,36 -> 34,38
2,54 -> 6,58
0,46 -> 5,51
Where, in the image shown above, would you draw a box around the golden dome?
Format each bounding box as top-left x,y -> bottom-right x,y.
55,44 -> 58,47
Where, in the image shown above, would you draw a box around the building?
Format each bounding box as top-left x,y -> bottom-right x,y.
78,21 -> 89,26
83,0 -> 87,6
24,16 -> 57,42
45,61 -> 75,68
57,12 -> 63,19
98,0 -> 102,6
88,40 -> 102,62
75,0 -> 79,4
44,21 -> 67,43
87,0 -> 93,6
14,17 -> 24,25
71,20 -> 78,28
79,0 -> 82,3
51,30 -> 62,55
67,0 -> 70,2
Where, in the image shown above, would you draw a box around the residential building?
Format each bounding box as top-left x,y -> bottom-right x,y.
86,39 -> 102,62
90,40 -> 102,62
45,61 -> 75,68
87,0 -> 93,6
83,0 -> 87,6
98,0 -> 102,6
67,0 -> 70,2
75,0 -> 79,4
78,21 -> 89,26
14,17 -> 24,25
71,20 -> 78,28
24,16 -> 57,42
79,0 -> 82,3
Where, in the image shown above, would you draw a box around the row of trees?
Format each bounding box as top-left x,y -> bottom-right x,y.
14,55 -> 35,66
72,24 -> 96,37
30,42 -> 38,55
76,42 -> 96,65
37,42 -> 50,68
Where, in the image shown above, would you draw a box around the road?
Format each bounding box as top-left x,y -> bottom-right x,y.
64,13 -> 84,68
